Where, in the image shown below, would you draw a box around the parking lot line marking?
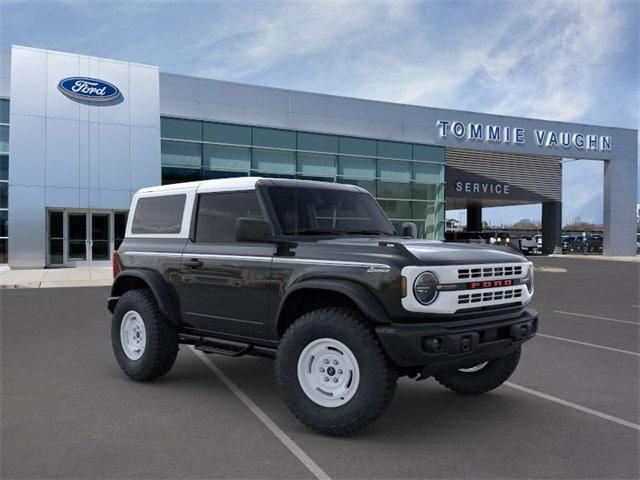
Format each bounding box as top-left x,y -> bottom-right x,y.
505,382 -> 640,431
554,310 -> 639,326
190,347 -> 331,480
537,333 -> 640,357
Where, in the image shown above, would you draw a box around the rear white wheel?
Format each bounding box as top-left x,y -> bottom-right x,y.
111,289 -> 178,382
120,310 -> 147,360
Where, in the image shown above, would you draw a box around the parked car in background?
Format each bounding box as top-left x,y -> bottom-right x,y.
563,235 -> 603,254
517,236 -> 538,255
445,230 -> 515,249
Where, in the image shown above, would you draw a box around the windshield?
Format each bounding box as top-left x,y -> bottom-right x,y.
267,186 -> 396,236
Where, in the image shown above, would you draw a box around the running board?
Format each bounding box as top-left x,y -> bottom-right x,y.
179,333 -> 277,358
194,343 -> 252,357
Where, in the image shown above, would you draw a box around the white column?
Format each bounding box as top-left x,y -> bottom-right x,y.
603,145 -> 638,256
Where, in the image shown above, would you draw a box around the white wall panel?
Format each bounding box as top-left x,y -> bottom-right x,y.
10,47 -> 46,116
243,107 -> 288,128
290,112 -> 332,132
0,50 -> 10,98
130,125 -> 161,191
130,66 -> 160,128
45,117 -> 79,188
160,73 -> 199,101
197,78 -> 244,106
0,50 -> 10,79
8,114 -> 46,186
98,122 -> 130,190
197,102 -> 244,124
78,121 -> 90,188
291,92 -> 330,116
46,186 -> 79,207
244,85 -> 288,112
159,96 -> 199,119
88,121 -> 100,190
329,97 -> 368,120
8,185 -> 46,268
99,189 -> 131,209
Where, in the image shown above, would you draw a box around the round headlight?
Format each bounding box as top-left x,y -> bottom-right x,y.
413,272 -> 439,305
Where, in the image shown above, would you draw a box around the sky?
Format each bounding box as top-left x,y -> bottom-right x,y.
1,0 -> 638,226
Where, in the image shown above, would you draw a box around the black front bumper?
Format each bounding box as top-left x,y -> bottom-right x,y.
376,308 -> 538,371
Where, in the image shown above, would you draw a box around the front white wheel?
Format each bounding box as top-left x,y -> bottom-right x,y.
275,307 -> 398,435
297,338 -> 360,408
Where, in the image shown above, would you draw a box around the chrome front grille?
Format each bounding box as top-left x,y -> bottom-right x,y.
458,288 -> 523,305
458,264 -> 523,280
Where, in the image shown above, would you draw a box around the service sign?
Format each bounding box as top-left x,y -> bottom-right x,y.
58,77 -> 121,102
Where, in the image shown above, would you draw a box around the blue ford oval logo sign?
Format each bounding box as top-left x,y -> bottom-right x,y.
58,77 -> 121,102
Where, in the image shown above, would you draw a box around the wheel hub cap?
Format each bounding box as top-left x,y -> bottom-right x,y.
297,338 -> 360,408
120,310 -> 146,361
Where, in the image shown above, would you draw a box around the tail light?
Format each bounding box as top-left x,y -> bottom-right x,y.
112,250 -> 121,278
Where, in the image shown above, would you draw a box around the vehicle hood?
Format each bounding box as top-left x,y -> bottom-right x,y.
316,237 -> 527,266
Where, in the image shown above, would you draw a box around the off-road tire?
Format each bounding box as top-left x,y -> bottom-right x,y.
434,347 -> 521,395
275,307 -> 398,436
111,289 -> 179,381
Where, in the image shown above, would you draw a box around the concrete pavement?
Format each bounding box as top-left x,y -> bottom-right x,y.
0,266 -> 112,289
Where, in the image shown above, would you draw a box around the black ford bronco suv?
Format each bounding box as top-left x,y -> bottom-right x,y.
109,177 -> 537,435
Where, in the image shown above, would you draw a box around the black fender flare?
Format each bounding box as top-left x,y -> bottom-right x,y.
276,279 -> 392,333
109,270 -> 181,325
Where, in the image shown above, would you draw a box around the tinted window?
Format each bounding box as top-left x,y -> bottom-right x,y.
132,195 -> 186,234
268,186 -> 395,236
195,191 -> 263,243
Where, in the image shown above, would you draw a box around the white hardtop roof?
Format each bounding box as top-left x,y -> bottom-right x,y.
134,176 -> 368,197
135,176 -> 262,195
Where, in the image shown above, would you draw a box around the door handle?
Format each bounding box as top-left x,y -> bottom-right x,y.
184,258 -> 204,269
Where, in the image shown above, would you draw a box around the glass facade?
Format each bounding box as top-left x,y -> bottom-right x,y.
160,117 -> 445,238
0,99 -> 8,263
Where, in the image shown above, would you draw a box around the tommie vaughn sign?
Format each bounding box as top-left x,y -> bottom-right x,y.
58,77 -> 121,102
436,120 -> 612,152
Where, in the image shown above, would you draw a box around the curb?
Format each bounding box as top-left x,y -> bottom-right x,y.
0,280 -> 113,289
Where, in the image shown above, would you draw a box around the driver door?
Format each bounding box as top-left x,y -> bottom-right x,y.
176,190 -> 275,339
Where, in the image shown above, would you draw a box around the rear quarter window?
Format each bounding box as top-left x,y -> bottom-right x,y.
131,194 -> 186,234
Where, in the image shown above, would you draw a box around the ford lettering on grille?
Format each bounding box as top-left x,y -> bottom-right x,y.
468,279 -> 513,289
58,77 -> 121,102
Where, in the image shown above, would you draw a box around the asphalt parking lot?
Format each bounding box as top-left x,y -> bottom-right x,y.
1,257 -> 639,479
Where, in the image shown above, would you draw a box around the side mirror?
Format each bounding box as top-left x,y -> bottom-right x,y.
401,221 -> 418,239
235,218 -> 272,243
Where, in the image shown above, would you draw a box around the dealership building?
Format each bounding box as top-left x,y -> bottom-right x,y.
0,45 -> 637,268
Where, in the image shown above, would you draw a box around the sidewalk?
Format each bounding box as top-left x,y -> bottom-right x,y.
549,254 -> 640,263
0,267 -> 113,289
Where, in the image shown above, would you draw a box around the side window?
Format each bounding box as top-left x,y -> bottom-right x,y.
195,191 -> 263,243
131,194 -> 186,234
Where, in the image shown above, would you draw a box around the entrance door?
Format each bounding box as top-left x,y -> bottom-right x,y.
91,213 -> 110,262
67,213 -> 88,264
47,210 -> 124,267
